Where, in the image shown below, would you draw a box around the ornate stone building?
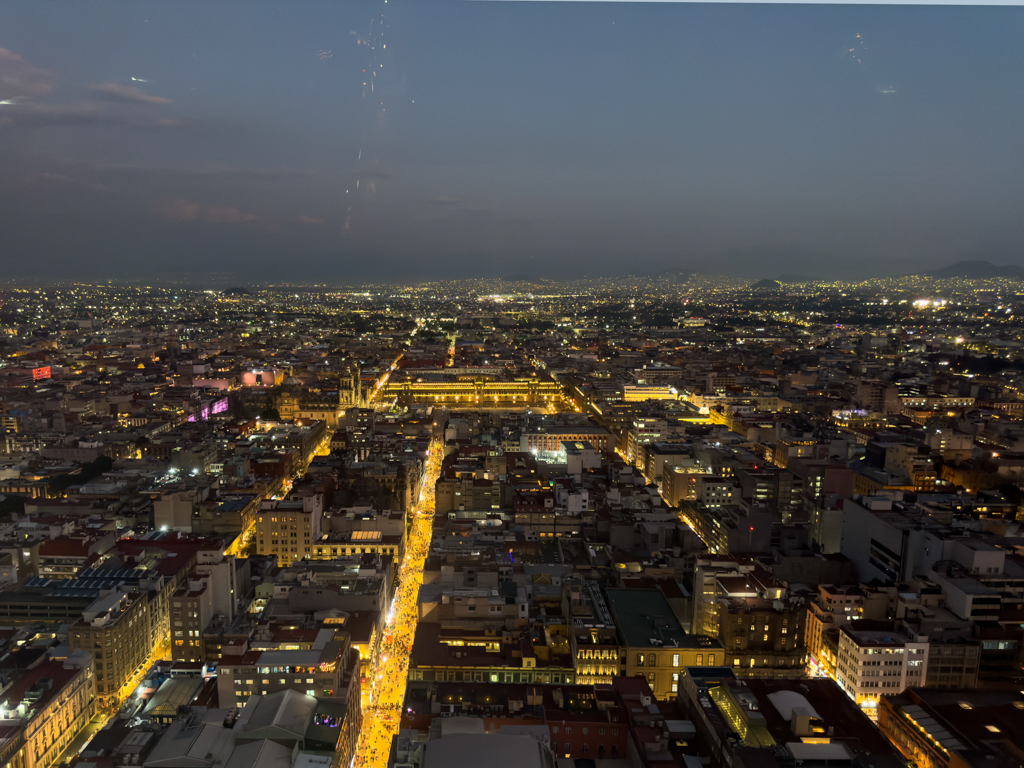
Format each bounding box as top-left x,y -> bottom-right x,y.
277,363 -> 363,427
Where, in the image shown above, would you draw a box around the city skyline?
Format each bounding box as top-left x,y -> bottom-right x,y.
2,0 -> 1023,281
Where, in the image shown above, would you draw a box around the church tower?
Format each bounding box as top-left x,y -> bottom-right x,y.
339,361 -> 362,408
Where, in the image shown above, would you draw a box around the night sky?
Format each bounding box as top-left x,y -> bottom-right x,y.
2,0 -> 1023,283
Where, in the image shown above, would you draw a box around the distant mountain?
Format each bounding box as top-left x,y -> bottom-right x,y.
221,286 -> 251,296
776,273 -> 817,284
655,269 -> 695,282
750,279 -> 782,291
924,260 -> 1024,279
499,275 -> 559,284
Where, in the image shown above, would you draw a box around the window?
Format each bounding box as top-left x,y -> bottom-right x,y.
673,653 -> 680,666
636,653 -> 644,667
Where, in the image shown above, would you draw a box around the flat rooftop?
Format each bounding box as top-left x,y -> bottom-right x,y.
605,588 -> 719,650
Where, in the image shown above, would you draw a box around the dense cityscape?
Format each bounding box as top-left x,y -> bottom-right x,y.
0,271 -> 1022,768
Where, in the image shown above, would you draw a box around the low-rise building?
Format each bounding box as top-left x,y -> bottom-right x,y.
879,688 -> 1024,768
606,588 -> 723,700
0,649 -> 95,768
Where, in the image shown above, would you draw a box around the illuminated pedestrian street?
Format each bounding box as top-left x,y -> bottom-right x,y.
353,433 -> 444,768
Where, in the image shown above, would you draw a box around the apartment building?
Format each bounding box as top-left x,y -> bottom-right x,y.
696,476 -> 737,507
565,580 -> 621,686
435,477 -> 504,514
0,649 -> 95,768
716,597 -> 807,678
170,579 -> 214,664
835,621 -> 929,719
215,628 -> 359,706
805,583 -> 887,676
68,589 -> 154,709
662,464 -> 705,506
607,588 -> 723,701
256,496 -> 323,565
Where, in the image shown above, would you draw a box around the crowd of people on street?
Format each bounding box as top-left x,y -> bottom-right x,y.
354,438 -> 444,768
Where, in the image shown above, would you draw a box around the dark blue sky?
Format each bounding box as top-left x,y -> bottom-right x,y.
2,0 -> 1023,283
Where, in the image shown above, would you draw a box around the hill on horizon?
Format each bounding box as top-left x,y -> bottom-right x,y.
923,260 -> 1024,279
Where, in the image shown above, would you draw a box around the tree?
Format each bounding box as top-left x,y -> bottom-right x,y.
0,494 -> 28,516
230,393 -> 253,421
47,455 -> 114,495
260,405 -> 282,421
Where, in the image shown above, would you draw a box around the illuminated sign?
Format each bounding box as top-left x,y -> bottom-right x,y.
187,397 -> 230,422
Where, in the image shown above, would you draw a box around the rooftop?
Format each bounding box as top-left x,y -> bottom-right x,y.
605,588 -> 719,650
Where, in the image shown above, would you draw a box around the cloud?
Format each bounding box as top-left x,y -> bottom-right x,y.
89,83 -> 173,105
423,196 -> 462,206
0,101 -> 105,127
80,162 -> 317,180
0,101 -> 184,129
0,56 -> 178,129
203,205 -> 260,226
0,48 -> 54,100
60,159 -> 315,182
154,198 -> 202,221
154,199 -> 324,234
155,198 -> 262,227
31,171 -> 107,192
